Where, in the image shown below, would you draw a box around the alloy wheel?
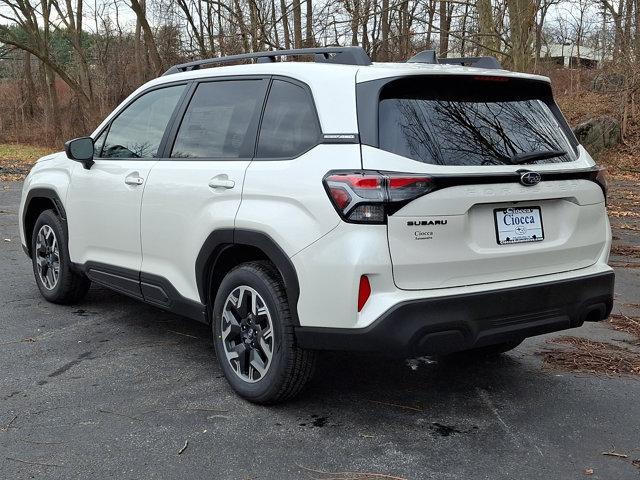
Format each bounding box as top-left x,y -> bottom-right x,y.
35,224 -> 60,290
221,286 -> 274,383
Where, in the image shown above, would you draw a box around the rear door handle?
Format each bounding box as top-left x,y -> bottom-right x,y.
208,175 -> 235,190
125,173 -> 144,186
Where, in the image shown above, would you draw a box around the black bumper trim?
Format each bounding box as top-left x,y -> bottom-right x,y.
295,271 -> 615,357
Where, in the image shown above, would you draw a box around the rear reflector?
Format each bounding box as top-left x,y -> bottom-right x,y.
357,275 -> 371,312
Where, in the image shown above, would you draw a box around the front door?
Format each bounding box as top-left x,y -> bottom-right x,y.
66,84 -> 188,272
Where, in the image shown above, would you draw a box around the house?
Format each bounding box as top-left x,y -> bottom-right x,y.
539,43 -> 602,68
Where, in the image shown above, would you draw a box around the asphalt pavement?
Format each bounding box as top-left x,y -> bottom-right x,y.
1,180 -> 639,480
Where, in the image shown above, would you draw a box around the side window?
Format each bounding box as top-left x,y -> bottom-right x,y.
171,80 -> 267,159
256,80 -> 320,158
101,84 -> 186,159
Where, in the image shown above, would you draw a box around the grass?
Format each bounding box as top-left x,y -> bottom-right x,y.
0,143 -> 55,163
0,143 -> 56,181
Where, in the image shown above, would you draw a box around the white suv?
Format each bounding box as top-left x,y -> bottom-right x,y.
19,47 -> 614,403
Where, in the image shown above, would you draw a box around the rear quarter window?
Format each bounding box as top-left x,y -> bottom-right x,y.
256,80 -> 321,158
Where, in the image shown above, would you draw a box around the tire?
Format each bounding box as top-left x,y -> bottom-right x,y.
447,340 -> 523,359
31,209 -> 90,304
212,261 -> 316,404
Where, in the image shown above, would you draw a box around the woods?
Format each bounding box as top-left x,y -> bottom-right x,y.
0,0 -> 639,146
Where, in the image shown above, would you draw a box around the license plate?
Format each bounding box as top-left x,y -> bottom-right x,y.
494,206 -> 544,245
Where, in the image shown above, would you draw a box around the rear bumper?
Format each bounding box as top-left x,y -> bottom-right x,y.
295,271 -> 614,357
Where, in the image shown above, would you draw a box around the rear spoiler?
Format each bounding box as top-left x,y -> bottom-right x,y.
407,50 -> 502,70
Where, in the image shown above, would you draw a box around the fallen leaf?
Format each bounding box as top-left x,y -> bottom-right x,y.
178,440 -> 188,455
602,451 -> 628,458
584,468 -> 594,475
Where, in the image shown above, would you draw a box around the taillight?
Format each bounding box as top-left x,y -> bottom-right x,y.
357,275 -> 371,312
324,170 -> 435,223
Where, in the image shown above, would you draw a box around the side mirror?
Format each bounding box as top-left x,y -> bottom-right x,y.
64,137 -> 95,169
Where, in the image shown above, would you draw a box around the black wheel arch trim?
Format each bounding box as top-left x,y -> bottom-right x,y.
195,228 -> 301,325
23,188 -> 68,257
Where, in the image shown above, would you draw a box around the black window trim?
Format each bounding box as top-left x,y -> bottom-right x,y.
161,74 -> 328,162
92,80 -> 192,161
161,75 -> 271,161
93,73 -> 350,163
252,75 -> 324,162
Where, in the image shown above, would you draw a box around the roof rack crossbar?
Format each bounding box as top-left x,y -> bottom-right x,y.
163,46 -> 372,76
407,50 -> 502,70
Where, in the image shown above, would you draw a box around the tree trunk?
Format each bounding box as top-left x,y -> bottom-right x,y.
347,0 -> 360,46
177,0 -> 207,56
281,0 -> 291,49
506,0 -> 537,71
305,0 -> 313,47
129,0 -> 165,75
234,0 -> 251,52
22,51 -> 36,118
293,0 -> 303,48
46,65 -> 61,143
622,0 -> 633,59
477,0 -> 498,55
439,0 -> 450,56
134,3 -> 144,82
381,0 -> 390,60
249,0 -> 260,51
217,5 -> 226,55
426,0 -> 436,49
271,0 -> 281,49
635,0 -> 640,59
534,2 -> 552,70
460,2 -> 469,56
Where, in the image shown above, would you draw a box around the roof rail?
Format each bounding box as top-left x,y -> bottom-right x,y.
407,50 -> 502,70
162,46 -> 372,76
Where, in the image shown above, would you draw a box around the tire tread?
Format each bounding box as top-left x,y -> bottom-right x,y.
215,260 -> 316,403
32,209 -> 90,304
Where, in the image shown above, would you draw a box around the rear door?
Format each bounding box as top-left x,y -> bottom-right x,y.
140,77 -> 269,302
358,74 -> 608,290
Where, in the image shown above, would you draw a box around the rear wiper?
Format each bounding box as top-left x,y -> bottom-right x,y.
510,149 -> 567,165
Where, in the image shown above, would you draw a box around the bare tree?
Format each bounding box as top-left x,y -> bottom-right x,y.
129,0 -> 165,75
507,0 -> 538,69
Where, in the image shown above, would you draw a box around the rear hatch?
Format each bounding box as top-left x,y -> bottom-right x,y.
357,74 -> 608,290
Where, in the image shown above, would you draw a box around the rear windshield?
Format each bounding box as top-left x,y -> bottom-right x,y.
378,76 -> 577,166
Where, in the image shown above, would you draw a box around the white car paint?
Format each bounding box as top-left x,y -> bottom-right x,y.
19,58 -> 613,335
140,159 -> 250,302
66,159 -> 158,270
